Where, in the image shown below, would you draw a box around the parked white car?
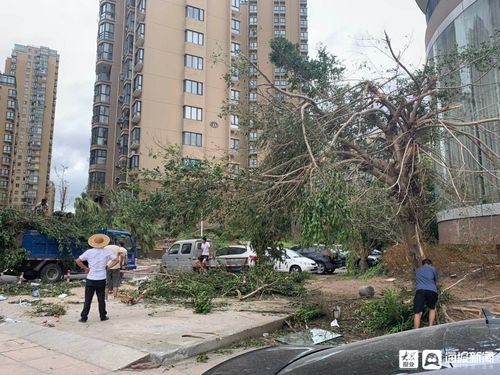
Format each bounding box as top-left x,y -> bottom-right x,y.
273,249 -> 318,273
215,245 -> 257,271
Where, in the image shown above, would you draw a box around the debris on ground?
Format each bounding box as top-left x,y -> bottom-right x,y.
129,361 -> 161,370
358,285 -> 375,298
0,281 -> 76,297
0,294 -> 7,301
276,328 -> 342,345
134,265 -> 309,314
31,302 -> 66,317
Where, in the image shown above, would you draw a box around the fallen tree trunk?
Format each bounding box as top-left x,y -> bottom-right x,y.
236,281 -> 278,301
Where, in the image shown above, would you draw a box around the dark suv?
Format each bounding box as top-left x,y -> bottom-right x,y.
292,245 -> 336,274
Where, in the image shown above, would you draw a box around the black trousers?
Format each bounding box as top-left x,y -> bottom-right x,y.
81,279 -> 107,320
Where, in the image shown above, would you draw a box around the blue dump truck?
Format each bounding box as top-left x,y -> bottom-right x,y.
20,229 -> 138,282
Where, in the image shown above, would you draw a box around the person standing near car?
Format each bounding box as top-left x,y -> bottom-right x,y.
75,234 -> 119,322
413,259 -> 440,329
104,240 -> 128,300
199,237 -> 211,270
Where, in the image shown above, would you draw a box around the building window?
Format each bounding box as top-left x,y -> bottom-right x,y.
300,19 -> 308,28
249,16 -> 257,25
231,89 -> 240,103
100,2 -> 115,20
186,5 -> 204,21
135,48 -> 144,65
249,131 -> 257,141
4,134 -> 13,142
249,159 -> 257,168
89,171 -> 106,190
249,28 -> 257,37
182,131 -> 202,147
94,84 -> 111,103
1,168 -> 9,177
3,145 -> 12,154
183,105 -> 203,121
231,19 -> 240,34
6,111 -> 15,120
249,41 -> 257,49
232,0 -> 240,11
249,79 -> 257,88
7,100 -> 16,109
93,105 -> 109,124
131,127 -> 141,144
91,127 -> 108,146
231,42 -> 240,56
133,74 -> 143,91
90,149 -> 107,165
97,42 -> 113,61
137,23 -> 145,39
8,89 -> 16,97
0,180 -> 8,188
184,79 -> 203,95
98,22 -> 114,40
300,31 -> 308,40
300,43 -> 308,52
249,92 -> 257,101
230,114 -> 239,127
249,66 -> 257,76
249,53 -> 257,62
1,156 -> 10,165
132,100 -> 142,117
274,30 -> 286,37
184,54 -> 203,70
182,158 -> 201,167
249,4 -> 257,12
129,155 -> 140,170
230,138 -> 240,150
186,30 -> 204,45
137,0 -> 146,13
5,123 -> 14,131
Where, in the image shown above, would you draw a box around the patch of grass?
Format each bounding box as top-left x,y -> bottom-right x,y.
356,288 -> 414,334
213,349 -> 233,355
295,302 -> 325,322
196,354 -> 209,363
31,302 -> 66,317
355,264 -> 386,280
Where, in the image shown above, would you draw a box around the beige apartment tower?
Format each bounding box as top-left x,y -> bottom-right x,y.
88,0 -> 308,194
0,45 -> 59,210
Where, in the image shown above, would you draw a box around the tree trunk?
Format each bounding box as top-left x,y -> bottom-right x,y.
402,220 -> 425,270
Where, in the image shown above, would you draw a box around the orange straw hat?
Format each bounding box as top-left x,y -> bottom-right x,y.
88,234 -> 111,248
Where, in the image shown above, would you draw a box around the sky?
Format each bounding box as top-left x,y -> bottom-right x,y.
0,0 -> 427,210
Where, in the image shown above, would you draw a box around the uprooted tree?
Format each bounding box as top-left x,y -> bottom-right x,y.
230,34 -> 500,266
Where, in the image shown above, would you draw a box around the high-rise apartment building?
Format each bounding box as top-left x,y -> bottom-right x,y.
0,45 -> 59,210
88,0 -> 308,194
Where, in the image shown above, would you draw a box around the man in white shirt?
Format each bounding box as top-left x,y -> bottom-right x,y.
76,234 -> 119,322
199,237 -> 211,270
105,240 -> 128,300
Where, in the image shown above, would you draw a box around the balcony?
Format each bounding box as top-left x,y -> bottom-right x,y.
133,86 -> 142,98
130,140 -> 140,150
132,112 -> 141,124
98,31 -> 114,42
134,61 -> 143,72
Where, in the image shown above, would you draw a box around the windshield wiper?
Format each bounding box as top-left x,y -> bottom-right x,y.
482,308 -> 500,325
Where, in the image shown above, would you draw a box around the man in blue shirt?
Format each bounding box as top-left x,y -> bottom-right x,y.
413,258 -> 440,329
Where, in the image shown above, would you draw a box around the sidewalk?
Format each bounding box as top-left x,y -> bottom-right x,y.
0,330 -> 253,375
0,331 -> 109,375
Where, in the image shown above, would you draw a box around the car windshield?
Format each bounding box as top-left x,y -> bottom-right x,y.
286,249 -> 301,258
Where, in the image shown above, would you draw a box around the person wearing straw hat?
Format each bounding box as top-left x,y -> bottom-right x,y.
75,234 -> 119,322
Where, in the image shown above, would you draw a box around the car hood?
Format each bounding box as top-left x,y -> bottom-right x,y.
202,346 -> 329,375
203,320 -> 500,375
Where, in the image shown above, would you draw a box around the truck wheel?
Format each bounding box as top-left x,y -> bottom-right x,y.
40,264 -> 63,282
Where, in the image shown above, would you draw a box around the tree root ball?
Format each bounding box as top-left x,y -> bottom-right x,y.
359,285 -> 375,298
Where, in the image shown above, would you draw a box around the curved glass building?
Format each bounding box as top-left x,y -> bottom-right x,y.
416,0 -> 500,244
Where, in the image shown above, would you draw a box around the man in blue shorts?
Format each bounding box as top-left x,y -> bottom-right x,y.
413,258 -> 440,329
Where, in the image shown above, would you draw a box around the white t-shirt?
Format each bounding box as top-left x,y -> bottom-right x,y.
105,245 -> 127,270
79,248 -> 116,280
201,242 -> 211,256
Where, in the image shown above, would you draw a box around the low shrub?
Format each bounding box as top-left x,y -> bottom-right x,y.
295,302 -> 324,322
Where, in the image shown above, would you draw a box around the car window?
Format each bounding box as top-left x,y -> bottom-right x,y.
216,247 -> 229,256
196,242 -> 202,250
286,250 -> 301,258
181,243 -> 192,255
228,247 -> 246,255
168,244 -> 180,255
